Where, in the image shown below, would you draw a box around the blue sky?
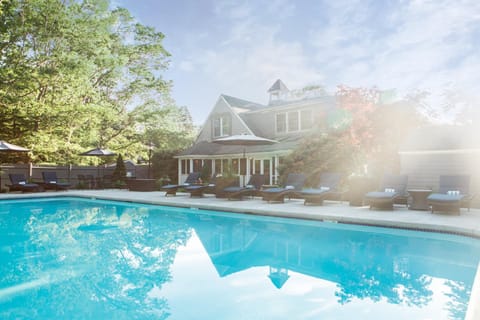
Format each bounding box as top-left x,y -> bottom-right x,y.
115,0 -> 480,125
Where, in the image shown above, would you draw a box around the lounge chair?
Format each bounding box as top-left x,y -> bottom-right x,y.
41,171 -> 71,191
364,174 -> 408,210
184,173 -> 219,198
261,173 -> 306,203
8,173 -> 42,192
223,174 -> 265,200
161,172 -> 201,196
301,172 -> 342,205
427,175 -> 472,215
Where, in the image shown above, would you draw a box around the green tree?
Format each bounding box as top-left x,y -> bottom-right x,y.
112,154 -> 126,186
0,0 -> 195,164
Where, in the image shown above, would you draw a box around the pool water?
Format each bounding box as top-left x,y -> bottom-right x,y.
0,197 -> 479,319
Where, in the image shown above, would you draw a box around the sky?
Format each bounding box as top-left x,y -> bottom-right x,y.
115,0 -> 480,125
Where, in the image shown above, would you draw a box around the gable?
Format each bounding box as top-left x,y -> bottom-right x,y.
195,96 -> 253,142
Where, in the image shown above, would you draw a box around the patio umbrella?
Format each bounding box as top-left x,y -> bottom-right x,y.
0,141 -> 30,189
213,134 -> 277,184
79,147 -> 116,157
213,134 -> 277,147
79,148 -> 116,185
0,141 -> 30,152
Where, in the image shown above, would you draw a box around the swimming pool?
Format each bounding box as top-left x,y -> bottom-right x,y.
0,197 -> 479,319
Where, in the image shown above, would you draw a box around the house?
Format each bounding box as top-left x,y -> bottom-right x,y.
399,125 -> 480,206
176,80 -> 336,185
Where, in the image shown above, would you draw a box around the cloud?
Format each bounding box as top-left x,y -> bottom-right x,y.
187,1 -> 321,104
308,0 -> 480,96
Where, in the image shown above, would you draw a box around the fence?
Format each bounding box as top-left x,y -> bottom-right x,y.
0,163 -> 151,190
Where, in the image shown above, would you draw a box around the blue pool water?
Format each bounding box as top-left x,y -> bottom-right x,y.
1,197 -> 479,319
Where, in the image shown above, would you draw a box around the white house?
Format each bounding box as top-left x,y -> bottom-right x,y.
176,80 -> 336,185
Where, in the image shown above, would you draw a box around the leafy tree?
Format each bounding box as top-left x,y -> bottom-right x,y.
279,85 -> 425,183
0,0 -> 195,165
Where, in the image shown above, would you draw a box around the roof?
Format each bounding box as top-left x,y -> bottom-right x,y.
268,79 -> 289,93
400,125 -> 480,152
221,94 -> 265,111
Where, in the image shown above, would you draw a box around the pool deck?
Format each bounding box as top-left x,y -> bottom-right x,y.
2,189 -> 480,318
1,189 -> 480,237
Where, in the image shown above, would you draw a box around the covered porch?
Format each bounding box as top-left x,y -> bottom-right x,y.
176,152 -> 287,187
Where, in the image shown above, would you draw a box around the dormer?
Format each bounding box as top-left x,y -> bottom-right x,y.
268,79 -> 289,104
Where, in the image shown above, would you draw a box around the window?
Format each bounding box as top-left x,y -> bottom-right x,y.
276,109 -> 313,134
276,113 -> 286,133
300,109 -> 313,130
288,111 -> 299,131
213,114 -> 231,137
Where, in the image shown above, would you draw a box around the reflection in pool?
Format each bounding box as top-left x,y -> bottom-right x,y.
0,197 -> 479,319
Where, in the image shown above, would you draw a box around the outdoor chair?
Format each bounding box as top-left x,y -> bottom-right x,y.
161,172 -> 201,196
185,173 -> 220,197
261,173 -> 306,203
8,173 -> 42,193
301,172 -> 343,205
41,171 -> 71,191
364,174 -> 408,210
427,175 -> 473,215
223,174 -> 265,200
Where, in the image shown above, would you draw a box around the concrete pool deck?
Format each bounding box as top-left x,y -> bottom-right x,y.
1,189 -> 480,237
1,189 -> 480,319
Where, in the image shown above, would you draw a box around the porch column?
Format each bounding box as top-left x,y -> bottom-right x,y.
269,159 -> 273,185
177,158 -> 181,185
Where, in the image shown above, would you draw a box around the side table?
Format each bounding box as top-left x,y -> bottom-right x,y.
408,189 -> 432,210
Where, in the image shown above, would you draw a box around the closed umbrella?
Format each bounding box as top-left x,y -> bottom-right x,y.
0,141 -> 30,190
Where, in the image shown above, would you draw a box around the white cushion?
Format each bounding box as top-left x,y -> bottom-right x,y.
320,186 -> 330,191
50,181 -> 57,184
447,190 -> 460,195
384,188 -> 396,193
285,185 -> 295,190
245,185 -> 254,189
183,183 -> 190,186
19,181 -> 26,185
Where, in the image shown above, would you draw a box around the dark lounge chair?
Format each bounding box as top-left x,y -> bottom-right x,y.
301,172 -> 342,205
427,175 -> 472,215
42,171 -> 71,191
364,174 -> 408,210
161,172 -> 201,196
223,174 -> 265,200
8,173 -> 42,192
184,173 -> 219,198
261,173 -> 306,203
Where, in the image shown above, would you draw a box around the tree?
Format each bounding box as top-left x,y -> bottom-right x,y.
112,154 -> 126,186
0,0 -> 195,164
279,85 -> 425,184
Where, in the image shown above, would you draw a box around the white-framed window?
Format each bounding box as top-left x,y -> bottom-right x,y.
287,111 -> 299,131
275,109 -> 313,134
213,114 -> 231,137
276,113 -> 286,133
300,109 -> 313,130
